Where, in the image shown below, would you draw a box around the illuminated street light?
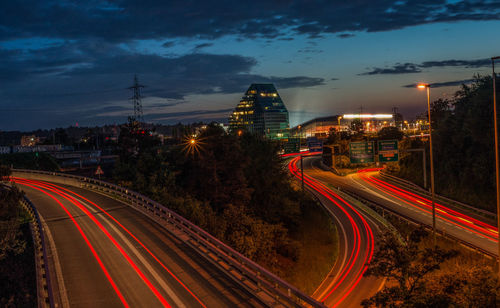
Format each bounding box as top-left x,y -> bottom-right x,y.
418,83 -> 436,245
491,56 -> 500,276
182,135 -> 204,156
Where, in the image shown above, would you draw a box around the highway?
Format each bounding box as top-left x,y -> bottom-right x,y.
12,177 -> 264,308
287,155 -> 383,307
302,156 -> 498,256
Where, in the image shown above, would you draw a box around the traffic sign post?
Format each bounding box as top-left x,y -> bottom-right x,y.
378,140 -> 399,162
349,141 -> 374,163
95,165 -> 104,180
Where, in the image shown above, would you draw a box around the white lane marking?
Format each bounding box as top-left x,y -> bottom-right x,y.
312,191 -> 350,300
39,213 -> 70,308
76,198 -> 187,308
350,176 -> 398,205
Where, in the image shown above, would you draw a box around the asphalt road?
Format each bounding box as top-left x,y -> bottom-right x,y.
287,155 -> 383,308
303,157 -> 498,256
13,177 -> 263,308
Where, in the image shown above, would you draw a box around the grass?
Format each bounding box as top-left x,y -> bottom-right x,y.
283,185 -> 339,295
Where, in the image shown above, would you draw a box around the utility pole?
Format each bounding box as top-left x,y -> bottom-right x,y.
491,56 -> 500,279
128,75 -> 145,125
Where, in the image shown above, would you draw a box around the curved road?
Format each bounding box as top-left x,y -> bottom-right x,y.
13,177 -> 263,308
303,157 -> 498,256
288,155 -> 383,307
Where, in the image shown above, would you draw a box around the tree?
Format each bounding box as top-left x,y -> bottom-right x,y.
0,165 -> 10,181
396,75 -> 499,211
362,228 -> 457,307
427,265 -> 498,307
377,127 -> 403,141
0,187 -> 26,260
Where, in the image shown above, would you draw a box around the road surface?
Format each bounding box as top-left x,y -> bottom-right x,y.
13,177 -> 264,308
303,156 -> 498,256
287,155 -> 383,307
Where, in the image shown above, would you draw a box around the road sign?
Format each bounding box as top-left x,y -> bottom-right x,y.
95,166 -> 104,175
378,140 -> 399,162
308,140 -> 323,152
284,138 -> 300,154
349,141 -> 374,163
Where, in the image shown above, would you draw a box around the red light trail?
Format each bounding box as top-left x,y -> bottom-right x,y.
357,172 -> 498,242
13,177 -> 207,308
13,181 -> 131,308
287,157 -> 375,307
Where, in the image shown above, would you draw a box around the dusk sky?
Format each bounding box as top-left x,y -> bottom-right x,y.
1,0 -> 500,131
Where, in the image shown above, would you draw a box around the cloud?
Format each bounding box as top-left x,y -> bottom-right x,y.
359,63 -> 421,75
402,79 -> 475,88
331,77 -> 339,81
337,33 -> 354,38
360,58 -> 491,75
162,41 -> 176,48
420,59 -> 491,68
151,108 -> 234,122
1,1 -> 500,42
193,42 -> 213,50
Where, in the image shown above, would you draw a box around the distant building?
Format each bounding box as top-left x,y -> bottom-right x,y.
229,84 -> 289,139
0,146 -> 10,154
290,115 -> 343,139
341,113 -> 394,133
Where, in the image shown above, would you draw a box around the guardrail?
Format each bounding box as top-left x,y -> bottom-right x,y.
336,185 -> 496,259
12,169 -> 325,308
378,171 -> 496,219
1,184 -> 55,307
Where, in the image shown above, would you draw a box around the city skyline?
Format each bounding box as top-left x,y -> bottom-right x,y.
1,1 -> 500,130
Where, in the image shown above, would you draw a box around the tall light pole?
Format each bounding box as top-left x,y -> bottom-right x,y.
418,83 -> 436,244
492,56 -> 500,275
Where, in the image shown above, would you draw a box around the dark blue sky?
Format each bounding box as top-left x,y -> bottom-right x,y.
1,0 -> 499,130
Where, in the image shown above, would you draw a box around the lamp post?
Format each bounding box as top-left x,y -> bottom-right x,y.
492,56 -> 500,274
417,83 -> 436,245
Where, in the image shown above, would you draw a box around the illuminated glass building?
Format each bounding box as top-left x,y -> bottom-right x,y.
229,84 -> 289,139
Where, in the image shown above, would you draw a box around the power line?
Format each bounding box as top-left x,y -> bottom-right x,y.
128,75 -> 145,124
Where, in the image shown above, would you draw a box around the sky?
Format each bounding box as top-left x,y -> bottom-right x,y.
1,0 -> 500,131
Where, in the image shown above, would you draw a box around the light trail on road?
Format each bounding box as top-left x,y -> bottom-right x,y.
14,177 -> 208,308
13,177 -> 212,308
12,180 -> 132,307
287,155 -> 375,307
357,172 -> 498,243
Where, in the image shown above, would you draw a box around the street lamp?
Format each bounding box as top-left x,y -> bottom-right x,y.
492,56 -> 500,274
417,83 -> 436,244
